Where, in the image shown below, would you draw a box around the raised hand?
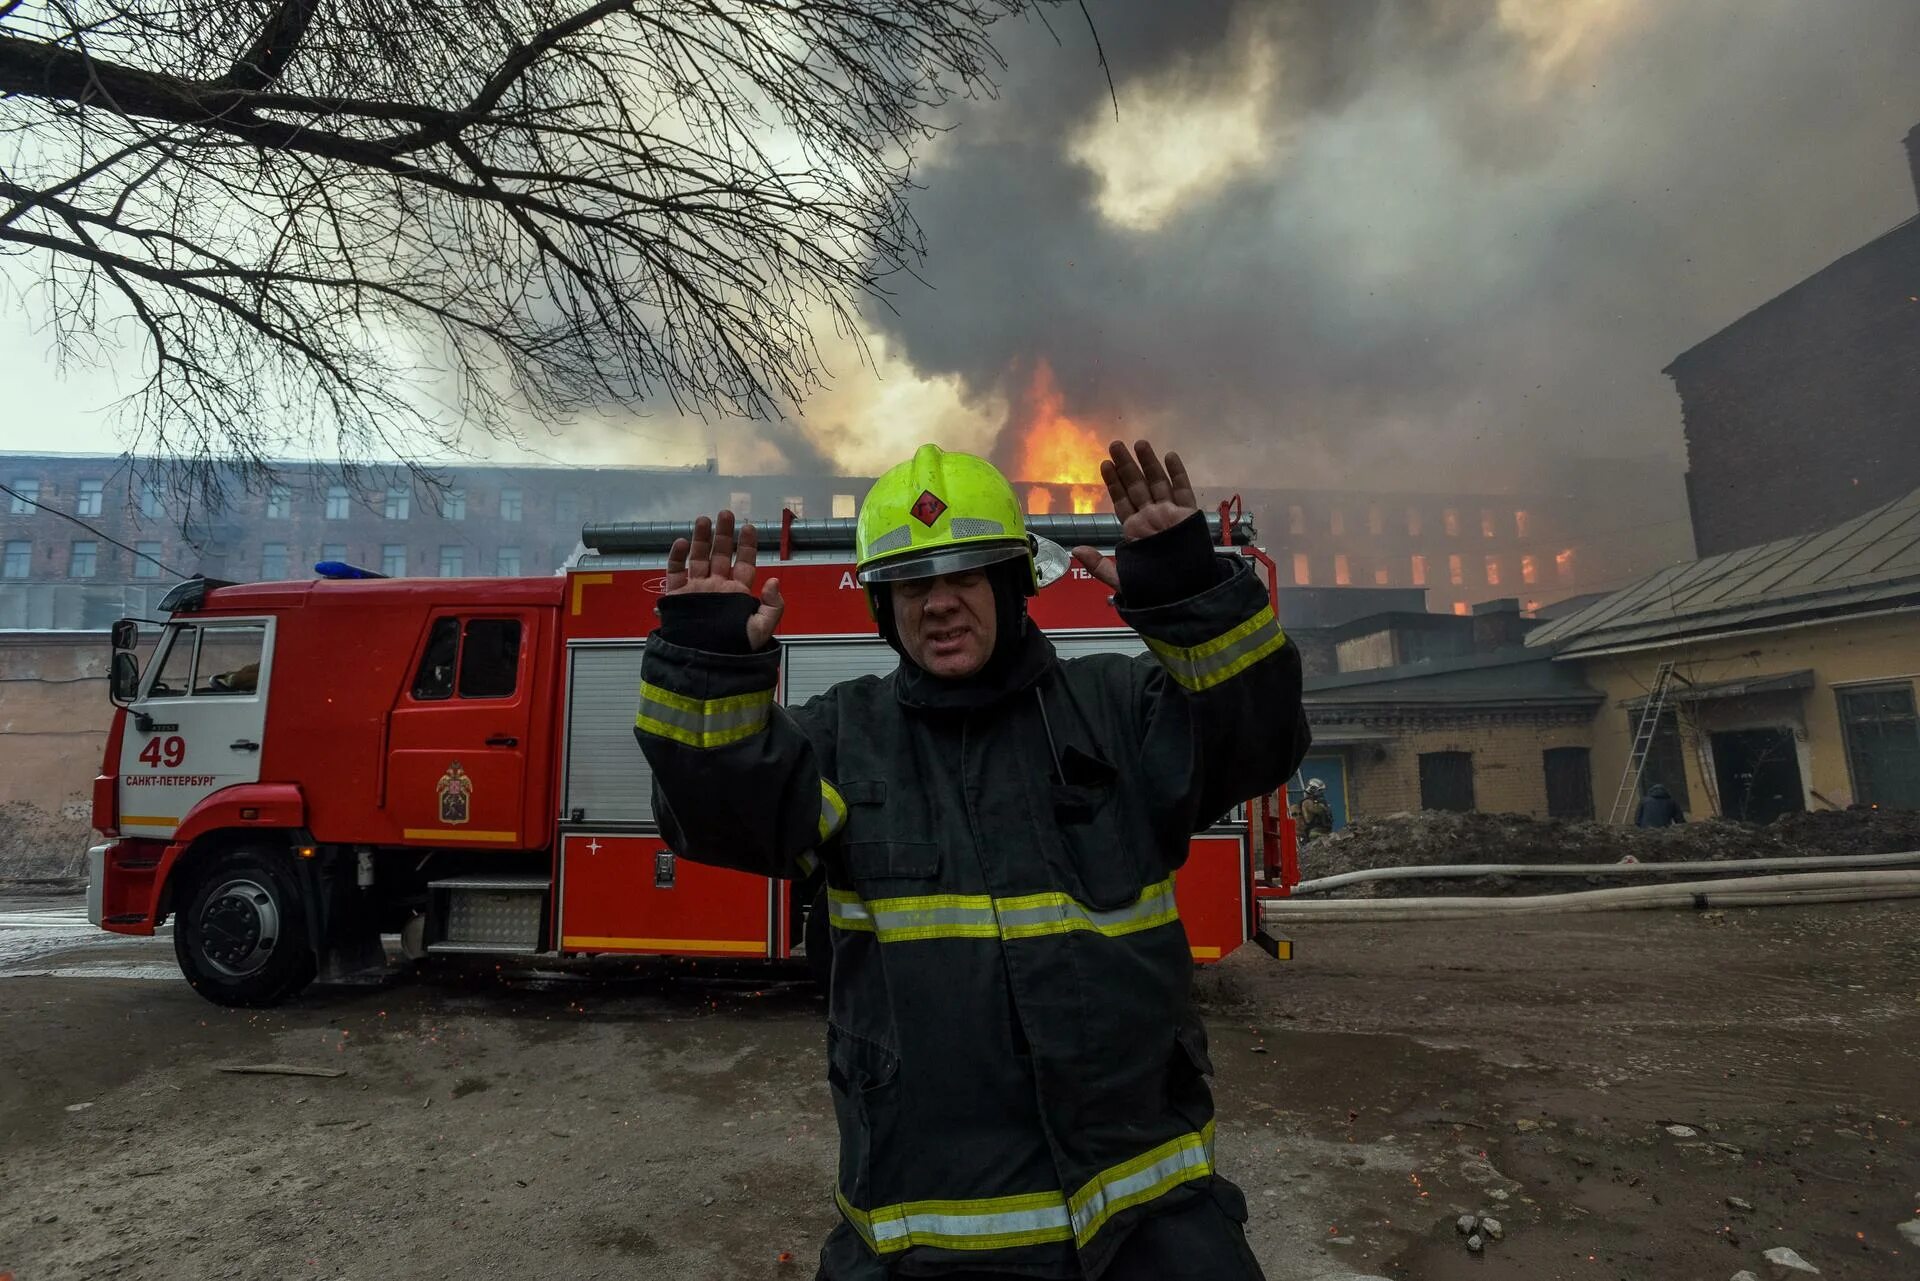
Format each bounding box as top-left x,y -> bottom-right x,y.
664,510 -> 785,649
1071,440 -> 1200,591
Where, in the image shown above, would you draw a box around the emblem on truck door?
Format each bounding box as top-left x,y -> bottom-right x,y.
436,762 -> 473,825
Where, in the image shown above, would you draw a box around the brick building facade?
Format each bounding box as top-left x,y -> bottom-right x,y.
1667,125 -> 1920,556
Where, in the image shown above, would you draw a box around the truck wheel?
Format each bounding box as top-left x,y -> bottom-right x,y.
174,848 -> 317,1007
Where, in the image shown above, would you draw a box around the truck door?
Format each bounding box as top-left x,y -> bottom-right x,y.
386,611 -> 541,848
119,618 -> 274,840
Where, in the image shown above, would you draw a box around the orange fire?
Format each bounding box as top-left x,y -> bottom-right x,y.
1014,360 -> 1106,514
1027,486 -> 1054,515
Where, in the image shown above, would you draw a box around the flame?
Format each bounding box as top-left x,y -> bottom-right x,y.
1014,360 -> 1107,512
1027,486 -> 1053,515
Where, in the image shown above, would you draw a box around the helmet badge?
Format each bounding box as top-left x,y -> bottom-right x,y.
910,490 -> 947,526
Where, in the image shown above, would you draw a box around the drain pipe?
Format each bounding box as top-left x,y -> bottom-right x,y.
1290,849 -> 1920,896
1260,869 -> 1920,923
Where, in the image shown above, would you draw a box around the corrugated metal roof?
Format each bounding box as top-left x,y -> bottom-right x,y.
1528,486 -> 1920,656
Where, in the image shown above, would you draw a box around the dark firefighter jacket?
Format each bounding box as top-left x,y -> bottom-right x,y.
634,525 -> 1310,1279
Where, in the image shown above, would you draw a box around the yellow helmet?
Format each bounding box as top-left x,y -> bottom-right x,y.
856,444 -> 1035,592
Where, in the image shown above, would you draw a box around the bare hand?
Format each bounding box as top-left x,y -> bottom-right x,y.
664,510 -> 785,649
1071,440 -> 1200,591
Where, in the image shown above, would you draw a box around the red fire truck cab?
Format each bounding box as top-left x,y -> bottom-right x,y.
88,512 -> 1293,1006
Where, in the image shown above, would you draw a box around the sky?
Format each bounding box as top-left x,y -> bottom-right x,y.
6,0 -> 1920,495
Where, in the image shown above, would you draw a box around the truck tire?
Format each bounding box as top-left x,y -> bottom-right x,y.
173,848 -> 318,1007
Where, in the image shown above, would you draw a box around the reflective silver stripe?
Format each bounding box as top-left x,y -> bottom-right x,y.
836,1189 -> 1073,1254
866,524 -> 913,556
825,879 -> 1179,945
635,681 -> 772,749
1068,1121 -> 1216,1245
818,780 -> 848,842
1143,606 -> 1286,693
995,879 -> 1178,940
796,851 -> 820,877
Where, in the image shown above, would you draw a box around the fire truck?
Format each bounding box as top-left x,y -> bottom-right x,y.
87,511 -> 1298,1006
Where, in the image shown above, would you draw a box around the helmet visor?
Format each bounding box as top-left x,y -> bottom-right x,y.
858,540 -> 1030,585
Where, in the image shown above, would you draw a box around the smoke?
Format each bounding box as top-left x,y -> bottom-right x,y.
856,0 -> 1920,491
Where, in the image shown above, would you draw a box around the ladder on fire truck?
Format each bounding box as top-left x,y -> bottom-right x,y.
1607,660 -> 1680,824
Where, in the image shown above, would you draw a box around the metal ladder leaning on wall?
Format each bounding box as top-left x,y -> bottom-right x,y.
1608,660 -> 1678,824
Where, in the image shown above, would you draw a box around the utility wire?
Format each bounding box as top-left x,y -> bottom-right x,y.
0,481 -> 193,578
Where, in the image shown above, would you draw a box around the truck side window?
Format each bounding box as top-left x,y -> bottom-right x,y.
147,625 -> 198,698
411,617 -> 460,700
458,619 -> 521,699
195,624 -> 267,695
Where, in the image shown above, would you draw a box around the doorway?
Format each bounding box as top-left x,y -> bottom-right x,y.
1711,727 -> 1804,823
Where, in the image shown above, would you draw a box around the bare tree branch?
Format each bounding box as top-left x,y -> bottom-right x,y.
0,0 -> 1090,504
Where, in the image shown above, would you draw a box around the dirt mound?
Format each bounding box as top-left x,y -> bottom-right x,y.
0,801 -> 95,887
1295,807 -> 1920,897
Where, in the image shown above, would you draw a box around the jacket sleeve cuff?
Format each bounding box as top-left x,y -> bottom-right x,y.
1115,559 -> 1289,693
1114,511 -> 1228,609
655,592 -> 766,655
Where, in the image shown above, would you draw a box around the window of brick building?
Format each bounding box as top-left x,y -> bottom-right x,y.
1522,554 -> 1540,585
1405,507 -> 1422,537
1448,554 -> 1464,586
2,540 -> 29,577
439,545 -> 464,577
1544,747 -> 1595,819
445,488 -> 467,521
1374,566 -> 1391,586
1515,510 -> 1533,538
832,493 -> 857,519
1481,509 -> 1497,538
321,543 -> 347,564
70,540 -> 98,578
385,486 -> 411,520
1330,509 -> 1345,537
1289,505 -> 1306,535
497,546 -> 522,576
1443,508 -> 1461,537
260,543 -> 289,579
1368,505 -> 1384,535
500,487 -> 523,522
139,482 -> 162,518
555,491 -> 579,527
729,491 -> 752,518
266,485 -> 291,519
1411,554 -> 1428,585
77,479 -> 104,517
134,541 -> 163,579
1334,553 -> 1351,585
382,543 -> 407,577
782,496 -> 805,517
1292,553 -> 1310,586
9,478 -> 39,514
1418,751 -> 1475,812
1485,556 -> 1502,586
326,485 -> 351,520
1838,683 -> 1920,810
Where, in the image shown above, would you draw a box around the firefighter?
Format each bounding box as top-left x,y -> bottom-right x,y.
1293,778 -> 1333,843
634,440 -> 1310,1280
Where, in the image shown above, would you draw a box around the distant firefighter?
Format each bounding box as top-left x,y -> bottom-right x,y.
1636,782 -> 1686,827
1293,777 -> 1334,841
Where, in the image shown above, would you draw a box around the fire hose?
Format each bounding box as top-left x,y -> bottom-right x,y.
1260,868 -> 1920,924
1287,849 -> 1920,896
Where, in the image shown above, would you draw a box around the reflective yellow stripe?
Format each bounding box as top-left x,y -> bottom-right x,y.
826,879 -> 1179,945
1068,1120 -> 1215,1245
1143,605 -> 1287,692
835,1122 -> 1215,1254
634,681 -> 772,749
818,780 -> 848,842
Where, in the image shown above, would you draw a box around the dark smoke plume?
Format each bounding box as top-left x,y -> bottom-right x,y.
862,0 -> 1920,492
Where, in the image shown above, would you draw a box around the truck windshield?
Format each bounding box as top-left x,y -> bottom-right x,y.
143,622 -> 266,698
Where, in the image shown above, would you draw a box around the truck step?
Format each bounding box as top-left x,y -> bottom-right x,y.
429,879 -> 548,953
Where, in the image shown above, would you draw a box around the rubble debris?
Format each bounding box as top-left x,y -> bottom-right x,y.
1296,808 -> 1920,898
1896,1220 -> 1920,1246
1727,1196 -> 1754,1212
1665,1124 -> 1699,1138
1761,1246 -> 1819,1273
1480,1216 -> 1504,1240
1465,1232 -> 1484,1253
1456,1214 -> 1478,1235
215,1064 -> 347,1079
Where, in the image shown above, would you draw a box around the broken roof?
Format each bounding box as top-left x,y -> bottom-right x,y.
1527,486 -> 1920,657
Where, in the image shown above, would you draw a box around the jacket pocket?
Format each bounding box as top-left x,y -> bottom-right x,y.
1166,1021 -> 1216,1134
839,780 -> 940,882
826,1022 -> 899,1211
1048,748 -> 1148,911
